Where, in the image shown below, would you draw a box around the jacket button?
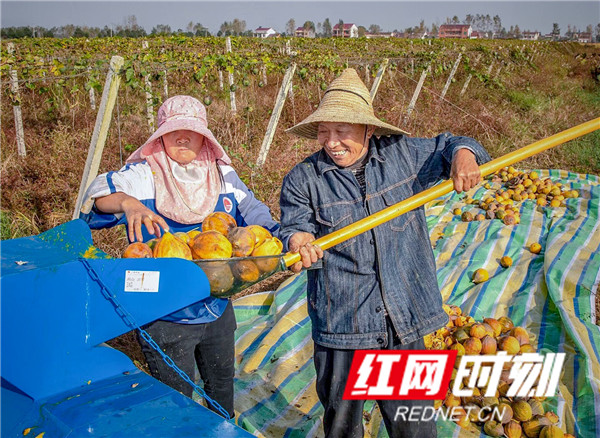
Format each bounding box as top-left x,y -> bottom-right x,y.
376,306 -> 382,313
377,338 -> 384,344
370,239 -> 375,245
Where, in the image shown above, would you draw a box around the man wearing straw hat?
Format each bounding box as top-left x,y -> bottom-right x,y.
279,69 -> 490,437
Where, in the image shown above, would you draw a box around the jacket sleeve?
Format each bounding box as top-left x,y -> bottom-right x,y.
404,133 -> 491,190
79,162 -> 155,229
220,166 -> 280,237
279,165 -> 319,252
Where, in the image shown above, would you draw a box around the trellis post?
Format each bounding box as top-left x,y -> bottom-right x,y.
460,54 -> 482,97
256,63 -> 296,168
7,43 -> 26,157
163,69 -> 169,98
141,41 -> 155,132
72,55 -> 124,219
218,70 -> 224,90
493,63 -> 503,81
87,66 -> 96,110
406,64 -> 431,118
226,37 -> 237,114
370,58 -> 389,100
440,53 -> 462,99
261,65 -> 268,86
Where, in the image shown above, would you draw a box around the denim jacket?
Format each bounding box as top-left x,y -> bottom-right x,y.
279,133 -> 491,349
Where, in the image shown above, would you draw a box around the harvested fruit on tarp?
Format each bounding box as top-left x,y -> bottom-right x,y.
453,167 -> 581,227
425,305 -> 564,437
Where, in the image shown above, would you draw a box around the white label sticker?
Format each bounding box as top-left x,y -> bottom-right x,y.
124,270 -> 160,293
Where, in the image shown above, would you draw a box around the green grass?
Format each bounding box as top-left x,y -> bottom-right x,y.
576,86 -> 600,108
564,130 -> 600,175
506,89 -> 546,113
0,210 -> 39,240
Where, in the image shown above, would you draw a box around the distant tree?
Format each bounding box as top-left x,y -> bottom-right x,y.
193,22 -> 209,36
368,24 -> 382,34
551,23 -> 560,38
219,21 -> 231,35
322,18 -> 332,37
430,23 -> 438,36
73,27 -> 88,38
286,18 -> 296,35
465,14 -> 473,25
219,19 -> 245,36
418,19 -> 426,33
232,18 -> 246,35
508,25 -> 515,38
358,25 -> 367,37
303,21 -> 315,31
151,24 -> 172,35
484,14 -> 492,33
98,26 -> 111,37
493,15 -> 502,36
514,25 -> 521,38
118,15 -> 146,37
316,22 -> 322,36
452,16 -> 460,24
596,23 -> 600,42
1,26 -> 30,38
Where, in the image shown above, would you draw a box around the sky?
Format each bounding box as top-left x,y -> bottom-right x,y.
1,1 -> 598,35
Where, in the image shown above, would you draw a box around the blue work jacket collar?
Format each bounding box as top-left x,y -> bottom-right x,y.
315,138 -> 388,177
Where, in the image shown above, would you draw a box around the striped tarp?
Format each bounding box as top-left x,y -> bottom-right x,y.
232,170 -> 600,438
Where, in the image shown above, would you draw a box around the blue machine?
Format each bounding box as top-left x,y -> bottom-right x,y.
1,220 -> 252,437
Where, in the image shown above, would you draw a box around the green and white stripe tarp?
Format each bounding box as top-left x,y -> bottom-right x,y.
232,170 -> 600,438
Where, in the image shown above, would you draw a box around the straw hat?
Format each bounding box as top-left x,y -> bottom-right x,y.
286,68 -> 409,139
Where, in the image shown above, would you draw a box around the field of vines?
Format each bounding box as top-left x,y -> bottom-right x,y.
1,36 -> 599,257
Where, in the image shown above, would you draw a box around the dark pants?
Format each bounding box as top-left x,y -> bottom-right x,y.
138,300 -> 237,418
314,322 -> 437,438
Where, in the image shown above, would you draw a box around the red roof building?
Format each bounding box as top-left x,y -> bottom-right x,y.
295,27 -> 315,38
439,24 -> 472,39
332,23 -> 358,38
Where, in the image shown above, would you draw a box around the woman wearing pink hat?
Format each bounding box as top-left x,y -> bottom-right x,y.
80,95 -> 279,418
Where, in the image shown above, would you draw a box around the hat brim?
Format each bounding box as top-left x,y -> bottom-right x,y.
286,112 -> 409,140
127,117 -> 231,165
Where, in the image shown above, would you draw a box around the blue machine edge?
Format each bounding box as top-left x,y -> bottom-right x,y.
1,220 -> 252,437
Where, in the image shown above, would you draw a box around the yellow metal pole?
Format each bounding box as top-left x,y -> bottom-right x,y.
283,117 -> 600,267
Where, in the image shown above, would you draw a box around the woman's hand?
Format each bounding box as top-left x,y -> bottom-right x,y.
450,148 -> 481,193
122,198 -> 169,242
288,232 -> 323,273
95,193 -> 169,242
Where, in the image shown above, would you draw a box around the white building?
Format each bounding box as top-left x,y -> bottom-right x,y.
521,31 -> 541,41
254,27 -> 277,38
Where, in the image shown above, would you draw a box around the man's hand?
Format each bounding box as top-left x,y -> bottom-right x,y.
450,148 -> 481,193
288,232 -> 324,273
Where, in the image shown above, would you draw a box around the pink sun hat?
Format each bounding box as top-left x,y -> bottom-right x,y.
126,95 -> 231,164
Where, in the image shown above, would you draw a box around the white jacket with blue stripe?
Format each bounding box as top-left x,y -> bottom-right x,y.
80,161 -> 280,324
